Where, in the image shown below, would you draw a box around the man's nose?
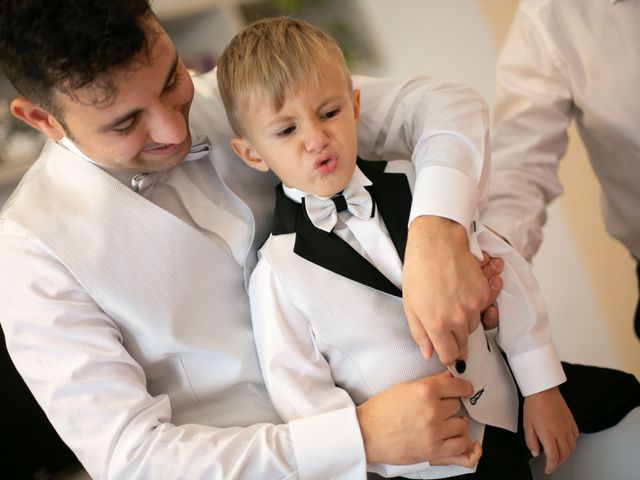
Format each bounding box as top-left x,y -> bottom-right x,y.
148,102 -> 187,145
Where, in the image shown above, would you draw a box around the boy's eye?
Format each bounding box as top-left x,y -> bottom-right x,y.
276,125 -> 296,137
323,108 -> 341,119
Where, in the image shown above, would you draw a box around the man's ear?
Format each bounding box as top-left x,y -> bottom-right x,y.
352,88 -> 361,124
10,97 -> 66,140
230,137 -> 270,172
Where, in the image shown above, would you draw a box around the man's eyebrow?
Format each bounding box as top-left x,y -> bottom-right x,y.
99,54 -> 180,132
100,109 -> 142,132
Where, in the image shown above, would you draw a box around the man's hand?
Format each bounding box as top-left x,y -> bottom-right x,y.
523,387 -> 579,474
403,216 -> 500,365
431,440 -> 482,469
356,371 -> 475,464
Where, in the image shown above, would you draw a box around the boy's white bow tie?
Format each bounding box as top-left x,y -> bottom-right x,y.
304,184 -> 374,233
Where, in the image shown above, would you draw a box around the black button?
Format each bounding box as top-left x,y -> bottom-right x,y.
455,360 -> 466,374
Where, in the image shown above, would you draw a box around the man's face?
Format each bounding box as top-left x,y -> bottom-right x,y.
55,20 -> 195,172
234,64 -> 360,197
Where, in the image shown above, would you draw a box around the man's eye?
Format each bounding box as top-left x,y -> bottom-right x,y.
276,126 -> 296,137
164,70 -> 181,93
113,117 -> 137,135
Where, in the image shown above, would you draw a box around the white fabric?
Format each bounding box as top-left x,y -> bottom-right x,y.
286,166 -> 404,288
302,179 -> 374,234
482,0 -> 640,260
251,160 -> 565,478
0,71 -> 491,479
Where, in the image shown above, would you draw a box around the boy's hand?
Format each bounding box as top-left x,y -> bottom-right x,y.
403,216 -> 502,365
431,440 -> 482,469
357,371 -> 475,464
524,387 -> 579,474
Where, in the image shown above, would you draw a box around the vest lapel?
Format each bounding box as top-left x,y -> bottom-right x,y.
357,159 -> 412,263
271,176 -> 403,298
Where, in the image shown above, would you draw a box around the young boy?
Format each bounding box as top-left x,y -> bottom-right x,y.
217,17 -> 639,479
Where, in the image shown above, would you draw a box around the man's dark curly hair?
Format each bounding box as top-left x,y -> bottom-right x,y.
0,0 -> 154,117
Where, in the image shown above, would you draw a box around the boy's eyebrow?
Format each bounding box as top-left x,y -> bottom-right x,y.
99,53 -> 180,132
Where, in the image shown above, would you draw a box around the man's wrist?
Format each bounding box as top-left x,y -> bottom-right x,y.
408,215 -> 468,247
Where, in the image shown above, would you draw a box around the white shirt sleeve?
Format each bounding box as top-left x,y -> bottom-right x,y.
471,224 -> 566,396
249,256 -> 368,480
0,220 -> 350,480
353,75 -> 490,235
481,6 -> 573,261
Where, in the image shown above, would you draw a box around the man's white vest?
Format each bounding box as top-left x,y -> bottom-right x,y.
1,141 -> 282,428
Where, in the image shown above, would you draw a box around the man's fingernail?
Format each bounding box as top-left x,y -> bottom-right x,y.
490,277 -> 501,289
420,347 -> 431,360
491,258 -> 502,270
530,450 -> 539,458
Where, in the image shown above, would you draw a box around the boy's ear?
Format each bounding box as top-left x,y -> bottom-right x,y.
10,97 -> 66,140
230,137 -> 270,172
352,89 -> 361,124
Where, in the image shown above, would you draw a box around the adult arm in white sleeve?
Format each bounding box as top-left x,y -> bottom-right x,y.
352,75 -> 496,365
353,74 -> 489,228
0,221 -> 305,480
481,7 -> 573,261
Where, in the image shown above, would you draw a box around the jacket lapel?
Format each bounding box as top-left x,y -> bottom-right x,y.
270,159 -> 412,298
358,159 -> 412,263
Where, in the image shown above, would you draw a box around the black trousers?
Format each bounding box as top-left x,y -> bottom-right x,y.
368,362 -> 640,480
634,261 -> 640,339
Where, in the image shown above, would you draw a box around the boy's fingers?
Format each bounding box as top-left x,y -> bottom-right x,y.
524,423 -> 540,458
544,439 -> 560,474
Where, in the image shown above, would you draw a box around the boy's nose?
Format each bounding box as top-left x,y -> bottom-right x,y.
304,124 -> 329,152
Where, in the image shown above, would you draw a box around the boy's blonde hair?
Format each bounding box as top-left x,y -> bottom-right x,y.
217,16 -> 352,135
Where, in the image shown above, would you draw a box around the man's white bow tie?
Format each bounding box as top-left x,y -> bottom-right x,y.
131,136 -> 212,191
184,135 -> 212,161
305,184 -> 374,233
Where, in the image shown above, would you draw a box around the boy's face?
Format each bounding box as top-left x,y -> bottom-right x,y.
231,64 -> 360,197
12,19 -> 195,173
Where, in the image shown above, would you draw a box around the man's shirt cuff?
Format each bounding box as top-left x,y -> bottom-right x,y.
409,165 -> 479,234
290,406 -> 366,480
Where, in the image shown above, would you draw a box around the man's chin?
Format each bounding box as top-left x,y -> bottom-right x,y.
138,137 -> 191,172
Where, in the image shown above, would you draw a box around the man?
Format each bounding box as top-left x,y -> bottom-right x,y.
482,0 -> 640,338
0,1 -> 501,478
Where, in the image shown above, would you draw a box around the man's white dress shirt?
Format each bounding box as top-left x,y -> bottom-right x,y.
250,163 -> 564,478
1,71 -> 490,479
483,0 -> 640,260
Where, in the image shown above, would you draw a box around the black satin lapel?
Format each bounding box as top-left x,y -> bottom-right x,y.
358,160 -> 412,262
294,208 -> 402,298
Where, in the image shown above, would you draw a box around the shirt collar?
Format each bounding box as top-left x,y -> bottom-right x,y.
58,134 -> 212,192
282,164 -> 371,204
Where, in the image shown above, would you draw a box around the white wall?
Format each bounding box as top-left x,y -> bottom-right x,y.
356,0 -> 639,377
